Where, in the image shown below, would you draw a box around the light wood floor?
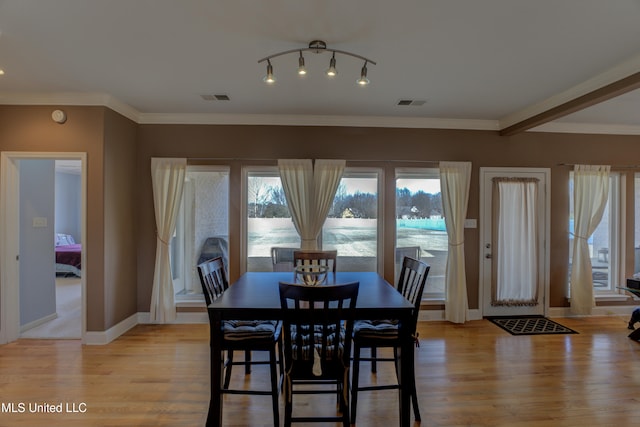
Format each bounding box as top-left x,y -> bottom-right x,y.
1,316 -> 639,426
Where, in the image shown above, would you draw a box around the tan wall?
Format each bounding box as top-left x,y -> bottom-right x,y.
0,105 -> 138,332
103,109 -> 138,327
136,124 -> 640,311
4,106 -> 639,328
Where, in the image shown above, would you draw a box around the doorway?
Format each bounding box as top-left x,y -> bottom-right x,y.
480,168 -> 550,317
0,152 -> 87,344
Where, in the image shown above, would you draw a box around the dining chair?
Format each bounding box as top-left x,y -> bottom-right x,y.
271,246 -> 299,271
197,256 -> 282,427
293,249 -> 338,273
278,281 -> 359,427
350,256 -> 430,424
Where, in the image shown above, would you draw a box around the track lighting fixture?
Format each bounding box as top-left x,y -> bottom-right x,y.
258,40 -> 376,86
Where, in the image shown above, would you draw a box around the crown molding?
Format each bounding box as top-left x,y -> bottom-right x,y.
2,91 -> 637,134
0,92 -> 141,122
136,112 -> 500,130
0,92 -> 499,129
530,121 -> 640,135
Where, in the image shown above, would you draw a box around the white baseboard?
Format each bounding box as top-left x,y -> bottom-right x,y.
419,307 -> 634,323
136,311 -> 208,324
83,312 -> 138,345
418,308 -> 482,322
548,305 -> 636,318
20,312 -> 58,332
82,305 -> 638,345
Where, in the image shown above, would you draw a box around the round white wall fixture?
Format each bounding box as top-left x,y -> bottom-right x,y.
52,109 -> 67,124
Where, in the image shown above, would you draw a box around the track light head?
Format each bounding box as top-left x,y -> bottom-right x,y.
326,52 -> 337,77
297,51 -> 307,75
263,60 -> 276,84
357,62 -> 370,86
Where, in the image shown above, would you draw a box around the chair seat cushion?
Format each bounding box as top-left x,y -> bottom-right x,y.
223,320 -> 278,340
353,319 -> 399,339
289,324 -> 345,360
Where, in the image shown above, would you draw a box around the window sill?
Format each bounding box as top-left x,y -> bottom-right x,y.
176,298 -> 206,308
594,293 -> 631,303
421,298 -> 445,306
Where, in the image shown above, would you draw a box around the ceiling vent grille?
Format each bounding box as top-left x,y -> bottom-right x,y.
201,94 -> 231,101
397,99 -> 426,106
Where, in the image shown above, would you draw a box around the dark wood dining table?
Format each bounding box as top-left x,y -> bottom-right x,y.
205,271 -> 416,427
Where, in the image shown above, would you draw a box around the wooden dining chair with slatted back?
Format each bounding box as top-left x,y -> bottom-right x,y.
293,249 -> 338,273
278,281 -> 359,427
350,256 -> 430,424
198,256 -> 282,427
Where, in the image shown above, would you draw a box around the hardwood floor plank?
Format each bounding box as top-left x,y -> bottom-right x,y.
1,317 -> 639,426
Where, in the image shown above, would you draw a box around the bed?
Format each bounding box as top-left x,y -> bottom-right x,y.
55,233 -> 82,277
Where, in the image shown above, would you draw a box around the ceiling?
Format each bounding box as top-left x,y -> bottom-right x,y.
1,0 -> 640,134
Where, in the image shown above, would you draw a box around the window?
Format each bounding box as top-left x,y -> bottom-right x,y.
171,166 -> 229,300
322,169 -> 381,272
568,172 -> 622,294
396,169 -> 447,299
242,167 -> 380,273
635,174 -> 640,273
244,167 -> 299,272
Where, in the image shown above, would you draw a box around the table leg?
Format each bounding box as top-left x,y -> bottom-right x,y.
206,316 -> 223,427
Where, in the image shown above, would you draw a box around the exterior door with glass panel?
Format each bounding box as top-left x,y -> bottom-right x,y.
480,168 -> 549,317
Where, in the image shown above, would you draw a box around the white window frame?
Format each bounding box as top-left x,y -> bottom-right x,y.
320,167 -> 384,273
173,165 -> 230,304
241,166 -> 293,274
569,172 -> 626,301
395,167 -> 446,301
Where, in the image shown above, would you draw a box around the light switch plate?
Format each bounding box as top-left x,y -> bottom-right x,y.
32,217 -> 47,227
464,218 -> 477,228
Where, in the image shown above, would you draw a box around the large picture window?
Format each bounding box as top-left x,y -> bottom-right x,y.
568,172 -> 622,294
396,169 -> 447,299
171,166 -> 230,300
635,173 -> 640,273
244,167 -> 299,272
322,169 -> 381,272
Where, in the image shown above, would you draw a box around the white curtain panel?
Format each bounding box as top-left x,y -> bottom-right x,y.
440,161 -> 472,324
278,159 -> 315,249
570,164 -> 610,315
495,180 -> 538,304
149,157 -> 186,323
311,159 -> 346,238
278,159 -> 345,250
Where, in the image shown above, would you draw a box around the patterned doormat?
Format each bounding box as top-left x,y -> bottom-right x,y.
487,316 -> 578,335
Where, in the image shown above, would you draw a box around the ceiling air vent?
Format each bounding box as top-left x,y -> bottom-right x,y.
201,94 -> 231,101
397,99 -> 426,106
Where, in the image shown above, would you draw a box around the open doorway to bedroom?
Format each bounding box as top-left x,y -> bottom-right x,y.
20,160 -> 82,338
0,152 -> 86,344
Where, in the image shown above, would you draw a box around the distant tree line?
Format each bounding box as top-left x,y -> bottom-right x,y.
396,188 -> 443,219
247,181 -> 442,220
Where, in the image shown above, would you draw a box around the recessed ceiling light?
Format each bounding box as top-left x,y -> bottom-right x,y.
0,69 -> 5,75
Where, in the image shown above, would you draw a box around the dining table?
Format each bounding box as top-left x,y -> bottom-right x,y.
205,271 -> 416,427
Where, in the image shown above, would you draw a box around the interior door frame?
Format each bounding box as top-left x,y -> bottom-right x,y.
0,152 -> 87,344
479,167 -> 551,317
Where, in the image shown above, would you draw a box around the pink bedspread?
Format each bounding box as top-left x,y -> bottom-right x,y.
55,244 -> 82,269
